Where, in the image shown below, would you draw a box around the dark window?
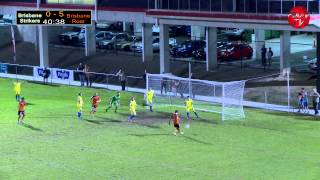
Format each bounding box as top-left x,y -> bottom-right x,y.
98,0 -> 148,9
309,1 -> 319,14
257,0 -> 269,13
282,1 -> 294,14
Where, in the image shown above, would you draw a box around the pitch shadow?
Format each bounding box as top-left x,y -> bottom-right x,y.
128,133 -> 169,137
83,119 -> 103,125
22,123 -> 43,132
183,136 -> 213,145
27,81 -> 61,87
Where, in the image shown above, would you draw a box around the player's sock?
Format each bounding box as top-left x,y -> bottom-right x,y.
150,106 -> 153,112
194,112 -> 199,118
115,107 -> 118,113
106,106 -> 110,112
77,112 -> 82,119
187,112 -> 190,119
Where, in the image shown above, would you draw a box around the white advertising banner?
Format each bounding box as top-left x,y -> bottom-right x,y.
33,67 -> 74,82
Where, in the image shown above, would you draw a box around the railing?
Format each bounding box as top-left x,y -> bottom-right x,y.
148,0 -> 320,15
0,62 -> 316,114
0,62 -> 146,92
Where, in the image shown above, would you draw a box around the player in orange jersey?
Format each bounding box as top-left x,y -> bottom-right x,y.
17,97 -> 27,124
90,93 -> 101,117
169,110 -> 184,136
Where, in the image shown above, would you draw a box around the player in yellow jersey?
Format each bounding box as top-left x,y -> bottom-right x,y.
77,93 -> 84,120
146,88 -> 154,112
128,97 -> 137,122
185,96 -> 199,120
13,80 -> 22,101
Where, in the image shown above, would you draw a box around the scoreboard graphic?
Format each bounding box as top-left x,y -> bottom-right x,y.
16,10 -> 92,25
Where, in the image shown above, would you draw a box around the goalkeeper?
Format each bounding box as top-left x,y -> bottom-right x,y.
106,92 -> 121,113
185,96 -> 199,120
146,88 -> 154,112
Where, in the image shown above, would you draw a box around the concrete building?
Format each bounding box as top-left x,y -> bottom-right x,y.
0,0 -> 319,75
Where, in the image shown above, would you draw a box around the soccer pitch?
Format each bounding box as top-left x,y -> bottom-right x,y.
1,78 -> 320,180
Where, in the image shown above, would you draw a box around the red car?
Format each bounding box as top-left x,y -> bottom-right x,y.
218,43 -> 253,61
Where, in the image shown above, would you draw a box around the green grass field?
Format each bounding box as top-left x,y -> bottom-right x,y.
1,78 -> 320,180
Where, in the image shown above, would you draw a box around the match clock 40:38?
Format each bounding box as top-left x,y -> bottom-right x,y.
16,10 -> 92,25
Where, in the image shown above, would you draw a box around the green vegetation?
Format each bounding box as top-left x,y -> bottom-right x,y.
1,78 -> 320,180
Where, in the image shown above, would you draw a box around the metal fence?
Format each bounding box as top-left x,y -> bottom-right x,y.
149,0 -> 320,14
0,62 -> 317,114
0,62 -> 146,92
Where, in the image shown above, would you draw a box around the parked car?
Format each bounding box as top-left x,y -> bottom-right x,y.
170,40 -> 206,58
114,35 -> 139,51
120,36 -> 141,51
130,37 -> 177,53
192,42 -> 228,60
98,32 -> 129,49
96,21 -> 123,31
59,27 -> 85,45
79,31 -> 114,47
218,42 -> 253,61
308,58 -> 317,71
169,25 -> 191,37
0,14 -> 12,24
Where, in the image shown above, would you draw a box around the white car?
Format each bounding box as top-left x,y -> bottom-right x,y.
59,28 -> 85,44
131,37 -> 177,53
308,58 -> 317,70
98,33 -> 129,49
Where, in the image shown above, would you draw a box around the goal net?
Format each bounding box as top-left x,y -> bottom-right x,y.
146,73 -> 246,121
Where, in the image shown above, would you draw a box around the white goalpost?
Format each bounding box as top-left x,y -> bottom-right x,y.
146,73 -> 246,121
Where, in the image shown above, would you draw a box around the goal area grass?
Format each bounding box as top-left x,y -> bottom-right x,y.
0,78 -> 320,180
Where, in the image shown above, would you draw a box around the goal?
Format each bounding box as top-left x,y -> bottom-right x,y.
146,73 -> 246,121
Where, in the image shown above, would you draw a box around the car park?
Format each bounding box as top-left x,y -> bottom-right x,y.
218,42 -> 253,61
307,58 -> 317,71
192,42 -> 227,60
170,40 -> 206,58
59,27 -> 85,45
130,37 -> 177,53
98,32 -> 129,49
96,21 -> 124,31
79,31 -> 114,47
169,25 -> 191,37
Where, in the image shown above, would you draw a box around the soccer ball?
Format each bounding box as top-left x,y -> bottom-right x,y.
185,124 -> 190,128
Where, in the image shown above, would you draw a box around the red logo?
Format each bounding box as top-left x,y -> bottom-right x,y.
288,6 -> 310,29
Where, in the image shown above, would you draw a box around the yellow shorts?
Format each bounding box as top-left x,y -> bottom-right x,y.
130,109 -> 136,116
15,91 -> 21,95
77,106 -> 83,112
186,107 -> 195,112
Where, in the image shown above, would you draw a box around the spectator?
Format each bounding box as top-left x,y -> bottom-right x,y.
261,45 -> 267,71
297,91 -> 303,113
172,80 -> 178,96
310,88 -> 320,115
161,72 -> 168,95
143,69 -> 147,87
116,69 -> 126,91
267,47 -> 273,67
85,65 -> 92,87
301,88 -> 309,113
77,62 -> 85,87
43,67 -> 51,84
177,80 -> 184,98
